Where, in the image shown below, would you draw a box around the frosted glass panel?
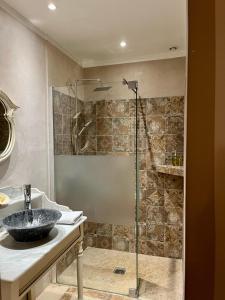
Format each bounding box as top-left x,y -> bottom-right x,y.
54,155 -> 135,225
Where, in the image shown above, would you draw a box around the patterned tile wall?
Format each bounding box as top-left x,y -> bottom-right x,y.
53,89 -> 84,155
53,89 -> 184,258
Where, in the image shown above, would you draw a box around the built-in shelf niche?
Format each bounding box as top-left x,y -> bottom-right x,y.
156,165 -> 184,177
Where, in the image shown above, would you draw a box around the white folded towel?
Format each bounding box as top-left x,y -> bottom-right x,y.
57,211 -> 83,225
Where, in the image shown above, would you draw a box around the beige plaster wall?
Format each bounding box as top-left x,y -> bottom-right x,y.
0,7 -> 48,193
84,57 -> 186,99
47,42 -> 83,87
0,7 -> 84,298
0,8 -> 83,194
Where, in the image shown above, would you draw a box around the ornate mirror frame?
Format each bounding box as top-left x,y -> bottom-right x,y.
0,91 -> 19,163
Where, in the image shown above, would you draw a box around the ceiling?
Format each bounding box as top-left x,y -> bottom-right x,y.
3,0 -> 187,67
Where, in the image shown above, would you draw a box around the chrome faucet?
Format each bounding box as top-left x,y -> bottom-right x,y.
24,184 -> 31,210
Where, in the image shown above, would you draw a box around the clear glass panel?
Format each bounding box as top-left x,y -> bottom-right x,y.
136,95 -> 184,299
53,80 -> 140,296
52,80 -> 185,299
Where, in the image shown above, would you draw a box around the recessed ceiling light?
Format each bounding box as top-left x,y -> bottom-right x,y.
120,41 -> 127,48
48,3 -> 56,11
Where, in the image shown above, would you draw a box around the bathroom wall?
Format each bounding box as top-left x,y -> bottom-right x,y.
84,57 -> 186,99
81,96 -> 184,258
82,59 -> 185,258
0,7 -> 83,194
52,90 -> 184,258
47,42 -> 83,87
0,7 -> 83,298
52,57 -> 185,258
0,7 -> 48,192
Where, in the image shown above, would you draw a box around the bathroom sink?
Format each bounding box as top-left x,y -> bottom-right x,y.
2,209 -> 62,242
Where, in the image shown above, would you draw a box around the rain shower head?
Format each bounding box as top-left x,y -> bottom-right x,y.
94,86 -> 112,92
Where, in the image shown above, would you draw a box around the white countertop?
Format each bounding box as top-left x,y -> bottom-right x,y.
0,216 -> 86,283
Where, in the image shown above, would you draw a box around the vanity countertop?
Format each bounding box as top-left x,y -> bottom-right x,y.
0,216 -> 86,283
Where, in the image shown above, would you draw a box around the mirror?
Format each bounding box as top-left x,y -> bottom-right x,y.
0,91 -> 18,163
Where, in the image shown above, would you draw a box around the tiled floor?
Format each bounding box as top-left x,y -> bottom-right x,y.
38,247 -> 183,300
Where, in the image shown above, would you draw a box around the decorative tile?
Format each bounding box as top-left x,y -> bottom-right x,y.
166,116 -> 184,134
165,134 -> 184,153
96,223 -> 112,236
53,90 -> 62,114
113,225 -> 134,239
96,100 -> 112,117
130,117 -> 147,135
138,153 -> 147,170
165,206 -> 183,225
139,203 -> 147,223
165,96 -> 184,116
84,234 -> 97,248
147,116 -> 165,134
111,100 -> 129,117
129,135 -> 147,153
61,93 -> 72,114
149,135 -> 166,153
70,96 -> 76,115
147,171 -> 164,189
146,240 -> 164,256
129,239 -> 146,254
164,189 -> 183,208
164,174 -> 183,189
54,134 -> 63,155
62,135 -> 73,155
96,236 -> 112,249
84,135 -> 97,153
62,115 -> 71,135
113,118 -> 130,135
164,240 -> 182,258
113,135 -> 130,152
147,206 -> 165,224
84,101 -> 96,117
53,93 -> 185,259
146,189 -> 164,206
129,98 -> 146,117
85,121 -> 96,136
146,97 -> 167,115
140,170 -> 147,189
138,223 -> 147,240
96,118 -> 112,135
53,91 -> 72,115
53,113 -> 63,134
112,236 -> 129,252
97,136 -> 112,152
146,224 -> 165,242
86,222 -> 98,234
139,188 -> 147,202
165,225 -> 183,242
148,152 -> 166,167
138,240 -> 147,254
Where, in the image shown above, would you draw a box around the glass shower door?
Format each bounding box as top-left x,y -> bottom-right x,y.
52,80 -> 140,297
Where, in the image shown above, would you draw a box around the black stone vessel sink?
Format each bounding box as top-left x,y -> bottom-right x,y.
2,209 -> 62,242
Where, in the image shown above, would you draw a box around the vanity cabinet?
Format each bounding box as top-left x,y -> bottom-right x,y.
0,187 -> 86,300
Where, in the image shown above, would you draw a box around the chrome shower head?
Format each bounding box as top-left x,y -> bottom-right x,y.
94,86 -> 112,92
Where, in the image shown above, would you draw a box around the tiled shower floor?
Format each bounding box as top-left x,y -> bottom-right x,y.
38,247 -> 183,300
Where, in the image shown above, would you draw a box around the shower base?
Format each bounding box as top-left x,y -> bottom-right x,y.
38,247 -> 183,300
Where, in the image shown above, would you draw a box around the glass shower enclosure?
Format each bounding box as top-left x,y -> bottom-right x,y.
52,79 -> 141,297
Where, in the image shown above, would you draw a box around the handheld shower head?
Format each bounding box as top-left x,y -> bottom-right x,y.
72,112 -> 81,119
